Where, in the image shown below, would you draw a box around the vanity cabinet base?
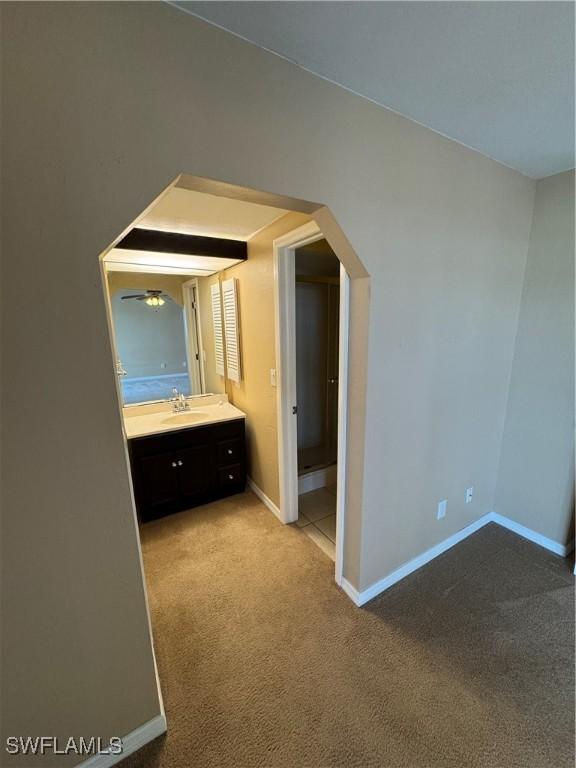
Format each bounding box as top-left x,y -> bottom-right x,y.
128,418 -> 246,523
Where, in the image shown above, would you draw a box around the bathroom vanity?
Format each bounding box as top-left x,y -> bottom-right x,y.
124,398 -> 246,523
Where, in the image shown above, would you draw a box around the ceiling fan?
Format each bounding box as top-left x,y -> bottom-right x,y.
121,289 -> 169,307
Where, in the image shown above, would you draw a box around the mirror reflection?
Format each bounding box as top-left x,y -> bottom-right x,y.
107,272 -> 226,405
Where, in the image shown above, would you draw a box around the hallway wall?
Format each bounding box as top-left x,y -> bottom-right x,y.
1,3 -> 536,762
495,170 -> 575,544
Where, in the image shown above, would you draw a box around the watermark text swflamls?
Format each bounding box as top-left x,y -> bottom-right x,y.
5,736 -> 123,756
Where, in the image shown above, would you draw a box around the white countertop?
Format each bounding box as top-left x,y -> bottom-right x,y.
123,401 -> 246,439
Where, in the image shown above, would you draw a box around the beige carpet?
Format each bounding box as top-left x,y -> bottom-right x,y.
120,491 -> 574,768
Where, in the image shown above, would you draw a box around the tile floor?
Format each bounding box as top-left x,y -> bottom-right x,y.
295,485 -> 337,560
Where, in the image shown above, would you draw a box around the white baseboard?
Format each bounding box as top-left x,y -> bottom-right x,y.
341,511 -> 573,608
78,714 -> 166,768
343,513 -> 493,607
247,477 -> 283,522
340,577 -> 363,606
489,511 -> 573,557
298,464 -> 337,495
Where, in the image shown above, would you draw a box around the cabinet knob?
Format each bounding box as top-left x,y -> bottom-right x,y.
171,462 -> 177,468
178,460 -> 183,467
227,449 -> 233,455
228,474 -> 234,480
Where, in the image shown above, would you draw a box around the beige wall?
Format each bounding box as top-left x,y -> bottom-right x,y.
223,212 -> 311,505
495,170 -> 575,544
1,3 -> 539,762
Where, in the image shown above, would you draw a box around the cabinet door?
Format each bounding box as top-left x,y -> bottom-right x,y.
177,444 -> 213,502
137,452 -> 180,509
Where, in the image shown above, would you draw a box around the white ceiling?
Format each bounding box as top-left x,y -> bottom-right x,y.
173,1 -> 575,179
104,187 -> 288,275
138,187 -> 287,241
103,251 -> 245,277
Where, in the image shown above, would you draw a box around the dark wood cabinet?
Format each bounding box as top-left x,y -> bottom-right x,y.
128,419 -> 245,522
178,444 -> 212,501
138,453 -> 181,509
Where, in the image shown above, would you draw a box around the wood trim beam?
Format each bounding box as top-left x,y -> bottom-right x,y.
117,229 -> 247,261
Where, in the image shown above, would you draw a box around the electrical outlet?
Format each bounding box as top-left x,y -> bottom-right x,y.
437,499 -> 447,520
465,487 -> 474,504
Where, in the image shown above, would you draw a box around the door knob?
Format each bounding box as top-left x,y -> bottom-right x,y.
177,460 -> 183,467
227,449 -> 233,455
171,462 -> 177,468
228,474 -> 234,480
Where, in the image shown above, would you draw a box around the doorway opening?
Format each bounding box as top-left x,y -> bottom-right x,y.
96,175 -> 367,761
273,222 -> 350,584
295,239 -> 341,559
296,240 -> 340,477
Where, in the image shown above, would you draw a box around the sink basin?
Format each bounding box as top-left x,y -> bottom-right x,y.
123,401 -> 245,439
162,411 -> 210,426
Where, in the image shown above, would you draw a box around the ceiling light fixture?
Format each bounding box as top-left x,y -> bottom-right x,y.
145,296 -> 165,308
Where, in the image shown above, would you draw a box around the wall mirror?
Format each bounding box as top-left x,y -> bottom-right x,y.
107,272 -> 229,405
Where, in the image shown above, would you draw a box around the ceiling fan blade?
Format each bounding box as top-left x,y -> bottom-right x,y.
120,290 -> 170,303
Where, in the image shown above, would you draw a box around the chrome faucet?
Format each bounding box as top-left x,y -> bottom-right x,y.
170,387 -> 190,413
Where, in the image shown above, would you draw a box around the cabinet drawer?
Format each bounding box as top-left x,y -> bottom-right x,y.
130,424 -> 212,459
211,419 -> 245,442
218,464 -> 243,487
217,439 -> 243,466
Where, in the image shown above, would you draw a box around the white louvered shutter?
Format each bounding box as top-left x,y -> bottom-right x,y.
211,283 -> 225,376
222,278 -> 241,383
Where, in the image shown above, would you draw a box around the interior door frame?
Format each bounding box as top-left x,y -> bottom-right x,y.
273,222 -> 349,585
182,278 -> 207,394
